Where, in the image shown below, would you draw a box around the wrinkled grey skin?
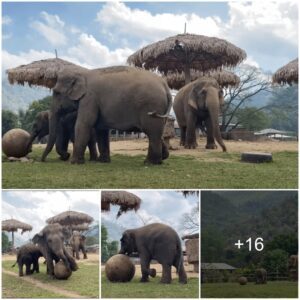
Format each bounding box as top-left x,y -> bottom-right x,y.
173,77 -> 226,151
70,231 -> 87,260
11,243 -> 43,277
32,224 -> 78,278
119,223 -> 187,284
28,110 -> 98,161
42,66 -> 172,165
255,268 -> 267,284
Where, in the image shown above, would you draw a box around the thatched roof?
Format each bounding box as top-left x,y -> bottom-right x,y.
180,191 -> 200,197
272,58 -> 298,85
6,58 -> 87,89
165,69 -> 240,90
127,34 -> 246,74
68,223 -> 90,232
46,211 -> 94,226
2,218 -> 32,233
101,191 -> 141,217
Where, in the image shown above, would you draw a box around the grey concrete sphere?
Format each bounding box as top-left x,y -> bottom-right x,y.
2,129 -> 31,158
105,254 -> 135,282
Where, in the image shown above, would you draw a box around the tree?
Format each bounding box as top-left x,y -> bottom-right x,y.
221,65 -> 272,132
235,107 -> 270,131
101,225 -> 118,263
266,234 -> 298,256
2,110 -> 19,135
2,232 -> 12,253
181,202 -> 199,234
19,96 -> 52,132
262,249 -> 289,274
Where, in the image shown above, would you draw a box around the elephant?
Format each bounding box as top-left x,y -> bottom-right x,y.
119,223 -> 187,284
255,268 -> 267,284
11,243 -> 43,277
28,110 -> 98,161
32,223 -> 78,277
173,77 -> 226,151
42,66 -> 172,165
70,231 -> 87,260
288,255 -> 298,280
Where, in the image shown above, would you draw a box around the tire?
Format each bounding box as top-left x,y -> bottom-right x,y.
241,152 -> 273,163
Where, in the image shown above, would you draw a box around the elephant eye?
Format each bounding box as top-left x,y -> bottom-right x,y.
47,238 -> 52,243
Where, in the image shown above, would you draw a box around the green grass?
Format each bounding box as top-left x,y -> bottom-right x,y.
2,260 -> 99,298
201,281 -> 298,298
101,274 -> 199,298
2,149 -> 298,188
2,273 -> 68,298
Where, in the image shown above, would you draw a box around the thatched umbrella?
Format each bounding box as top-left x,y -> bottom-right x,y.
272,58 -> 298,85
68,223 -> 90,232
127,33 -> 246,84
46,211 -> 94,226
2,218 -> 32,249
6,58 -> 87,89
101,191 -> 141,218
165,70 -> 240,90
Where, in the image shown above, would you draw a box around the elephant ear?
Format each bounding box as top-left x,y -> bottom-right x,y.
54,70 -> 87,101
32,231 -> 44,244
188,89 -> 198,110
81,235 -> 86,241
188,86 -> 207,110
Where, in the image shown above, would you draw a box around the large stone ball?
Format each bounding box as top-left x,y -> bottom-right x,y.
2,129 -> 31,158
54,261 -> 72,280
105,254 -> 135,282
238,276 -> 248,285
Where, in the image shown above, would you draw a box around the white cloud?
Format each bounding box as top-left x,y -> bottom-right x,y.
68,33 -> 133,68
243,56 -> 260,69
31,11 -> 67,46
96,2 -> 222,43
2,15 -> 12,25
3,33 -> 12,40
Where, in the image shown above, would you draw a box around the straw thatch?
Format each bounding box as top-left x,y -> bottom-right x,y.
180,191 -> 200,197
272,58 -> 298,85
165,69 -> 240,90
101,191 -> 141,217
46,211 -> 93,226
2,218 -> 32,233
6,58 -> 87,89
68,223 -> 90,232
127,34 -> 246,74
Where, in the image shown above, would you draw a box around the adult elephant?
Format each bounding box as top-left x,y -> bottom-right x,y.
255,268 -> 267,284
28,110 -> 98,161
42,66 -> 172,164
119,223 -> 187,284
11,243 -> 43,277
32,223 -> 78,277
70,231 -> 87,260
173,77 -> 226,151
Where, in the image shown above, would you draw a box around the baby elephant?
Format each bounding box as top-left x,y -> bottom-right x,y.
70,231 -> 87,260
119,223 -> 187,284
255,268 -> 267,284
12,243 -> 43,277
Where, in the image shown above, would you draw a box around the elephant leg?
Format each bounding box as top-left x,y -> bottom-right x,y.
177,262 -> 187,284
18,262 -> 24,277
161,264 -> 172,284
46,255 -> 55,276
34,259 -> 39,273
55,123 -> 71,161
162,139 -> 169,160
75,248 -> 80,260
81,246 -> 87,259
205,119 -> 217,149
140,253 -> 151,283
180,126 -> 186,146
71,111 -> 97,164
25,263 -> 31,275
145,135 -> 163,164
88,130 -> 98,161
185,114 -> 198,149
98,129 -> 111,163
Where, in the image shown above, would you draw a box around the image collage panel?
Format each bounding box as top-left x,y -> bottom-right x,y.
1,1 -> 299,300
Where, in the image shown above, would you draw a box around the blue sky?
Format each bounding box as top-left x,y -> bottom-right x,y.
2,191 -> 99,245
2,1 -> 298,73
101,190 -> 199,237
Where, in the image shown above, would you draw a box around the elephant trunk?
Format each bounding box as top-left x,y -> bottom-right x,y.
41,112 -> 58,161
206,91 -> 227,152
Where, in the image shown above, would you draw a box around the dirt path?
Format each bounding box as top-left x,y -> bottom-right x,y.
3,270 -> 84,298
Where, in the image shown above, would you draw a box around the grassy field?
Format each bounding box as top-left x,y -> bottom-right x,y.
2,258 -> 99,298
2,146 -> 298,189
101,274 -> 199,298
201,281 -> 298,298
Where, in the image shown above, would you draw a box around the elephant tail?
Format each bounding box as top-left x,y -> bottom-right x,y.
11,261 -> 17,268
147,85 -> 172,119
175,235 -> 184,274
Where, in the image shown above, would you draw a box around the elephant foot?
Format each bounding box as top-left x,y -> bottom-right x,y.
162,144 -> 169,160
70,157 -> 85,164
160,277 -> 171,284
59,153 -> 70,161
179,277 -> 188,284
205,143 -> 217,150
180,141 -> 185,146
184,143 -> 197,149
144,158 -> 162,165
19,273 -> 24,277
149,269 -> 156,278
83,255 -> 87,259
98,156 -> 111,163
89,156 -> 98,162
140,277 -> 149,283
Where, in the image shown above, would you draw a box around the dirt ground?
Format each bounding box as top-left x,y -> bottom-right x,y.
110,138 -> 298,156
101,262 -> 199,279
